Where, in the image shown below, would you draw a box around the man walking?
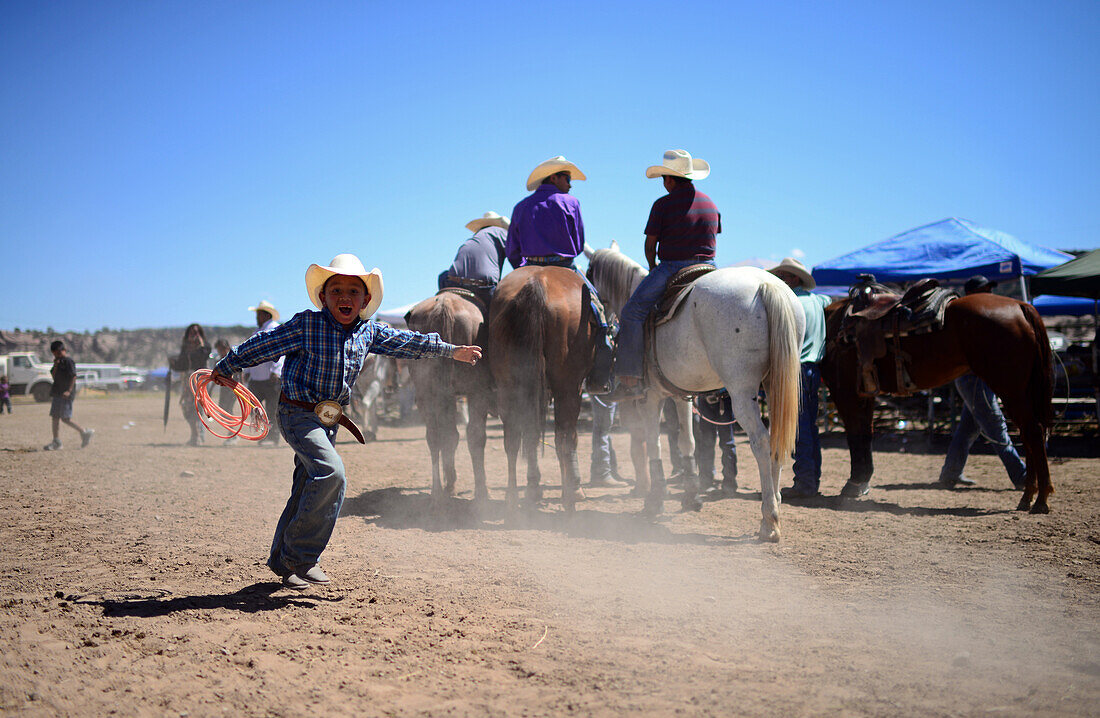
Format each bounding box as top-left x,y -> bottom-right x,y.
938,276 -> 1027,490
43,340 -> 94,451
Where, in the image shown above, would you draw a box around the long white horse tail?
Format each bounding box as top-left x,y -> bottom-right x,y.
760,282 -> 802,462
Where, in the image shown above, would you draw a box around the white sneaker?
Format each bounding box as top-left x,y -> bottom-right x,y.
81,429 -> 95,448
43,439 -> 62,451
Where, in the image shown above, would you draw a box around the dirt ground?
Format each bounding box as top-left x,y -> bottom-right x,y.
1,392 -> 1098,717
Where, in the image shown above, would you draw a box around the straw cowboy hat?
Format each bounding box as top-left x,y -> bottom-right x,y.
247,300 -> 280,322
768,257 -> 816,290
305,254 -> 385,320
526,155 -> 587,191
645,149 -> 711,180
465,211 -> 510,233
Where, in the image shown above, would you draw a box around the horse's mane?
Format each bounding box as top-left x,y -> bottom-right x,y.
588,248 -> 647,316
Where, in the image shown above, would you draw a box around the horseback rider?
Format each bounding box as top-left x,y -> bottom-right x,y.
603,149 -> 721,402
439,211 -> 510,307
505,155 -> 614,392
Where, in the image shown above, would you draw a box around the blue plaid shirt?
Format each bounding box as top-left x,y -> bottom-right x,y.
215,308 -> 455,406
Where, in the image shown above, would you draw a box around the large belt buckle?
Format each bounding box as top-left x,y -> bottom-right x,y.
314,400 -> 343,427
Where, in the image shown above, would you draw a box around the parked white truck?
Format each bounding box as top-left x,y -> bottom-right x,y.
0,352 -> 132,401
0,352 -> 55,402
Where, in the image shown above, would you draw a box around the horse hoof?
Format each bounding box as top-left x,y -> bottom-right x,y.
1029,502 -> 1050,515
758,528 -> 781,543
642,498 -> 663,517
1016,497 -> 1032,512
839,481 -> 870,498
680,496 -> 703,512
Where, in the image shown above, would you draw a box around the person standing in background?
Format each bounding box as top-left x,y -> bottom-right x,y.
771,258 -> 830,500
171,323 -> 210,446
246,301 -> 284,446
0,375 -> 11,414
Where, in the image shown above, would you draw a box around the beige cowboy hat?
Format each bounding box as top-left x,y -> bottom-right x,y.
768,257 -> 816,290
247,300 -> 280,322
305,254 -> 385,320
526,155 -> 587,191
645,149 -> 711,180
465,211 -> 510,233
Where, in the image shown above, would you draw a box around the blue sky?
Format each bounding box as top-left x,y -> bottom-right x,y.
2,0 -> 1097,332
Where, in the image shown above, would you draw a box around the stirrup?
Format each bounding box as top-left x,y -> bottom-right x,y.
599,380 -> 646,403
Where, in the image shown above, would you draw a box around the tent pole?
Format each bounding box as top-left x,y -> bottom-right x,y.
1019,275 -> 1030,303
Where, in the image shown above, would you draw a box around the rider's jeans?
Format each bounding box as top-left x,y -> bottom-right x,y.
615,259 -> 709,379
940,374 -> 1027,486
791,362 -> 822,489
590,397 -> 618,481
268,402 -> 346,575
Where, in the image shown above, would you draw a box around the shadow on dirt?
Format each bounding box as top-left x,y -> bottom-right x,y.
341,486 -> 756,545
72,582 -> 343,617
702,485 -> 1010,517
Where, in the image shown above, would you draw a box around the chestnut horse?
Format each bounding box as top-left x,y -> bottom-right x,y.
405,290 -> 493,505
821,292 -> 1055,512
487,266 -> 597,512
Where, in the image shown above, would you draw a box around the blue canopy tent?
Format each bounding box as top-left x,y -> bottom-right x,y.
812,218 -> 1073,300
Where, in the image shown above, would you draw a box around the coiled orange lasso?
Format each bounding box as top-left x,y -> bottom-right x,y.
189,369 -> 270,441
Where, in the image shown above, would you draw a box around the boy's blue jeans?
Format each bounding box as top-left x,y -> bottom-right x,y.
791,363 -> 822,491
616,259 -> 711,379
940,374 -> 1026,486
267,403 -> 346,575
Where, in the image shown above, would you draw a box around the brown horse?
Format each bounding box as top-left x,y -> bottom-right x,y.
821,292 -> 1055,512
487,266 -> 597,512
405,290 -> 493,505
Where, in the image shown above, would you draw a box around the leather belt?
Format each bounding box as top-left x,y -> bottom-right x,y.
446,274 -> 494,288
279,392 -> 365,444
524,255 -> 569,264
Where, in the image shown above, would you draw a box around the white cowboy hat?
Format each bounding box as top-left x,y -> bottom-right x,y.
465,211 -> 510,233
247,300 -> 280,322
526,155 -> 587,191
305,254 -> 385,320
768,257 -> 816,290
645,149 -> 711,180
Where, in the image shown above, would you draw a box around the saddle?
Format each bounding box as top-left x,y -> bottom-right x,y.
643,263 -> 717,399
653,263 -> 716,326
837,274 -> 957,397
436,286 -> 488,316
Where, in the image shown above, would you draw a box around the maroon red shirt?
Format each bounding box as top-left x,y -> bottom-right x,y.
644,183 -> 721,261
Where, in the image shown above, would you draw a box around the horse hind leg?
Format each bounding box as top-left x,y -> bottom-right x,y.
466,395 -> 490,503
730,390 -> 781,542
1017,423 -> 1051,514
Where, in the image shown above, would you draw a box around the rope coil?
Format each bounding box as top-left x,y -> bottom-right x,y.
189,369 -> 270,441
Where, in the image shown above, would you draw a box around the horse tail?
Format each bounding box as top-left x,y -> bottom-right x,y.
1021,301 -> 1054,432
760,281 -> 802,462
433,298 -> 458,393
497,277 -> 549,447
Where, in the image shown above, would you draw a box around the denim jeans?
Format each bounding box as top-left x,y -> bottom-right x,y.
268,403 -> 346,574
693,416 -> 737,482
589,396 -> 618,480
615,259 -> 709,378
791,363 -> 822,490
941,374 -> 1026,485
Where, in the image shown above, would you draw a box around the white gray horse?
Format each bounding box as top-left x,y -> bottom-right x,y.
585,243 -> 804,541
350,353 -> 396,441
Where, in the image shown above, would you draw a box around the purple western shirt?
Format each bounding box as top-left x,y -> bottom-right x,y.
505,183 -> 586,269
